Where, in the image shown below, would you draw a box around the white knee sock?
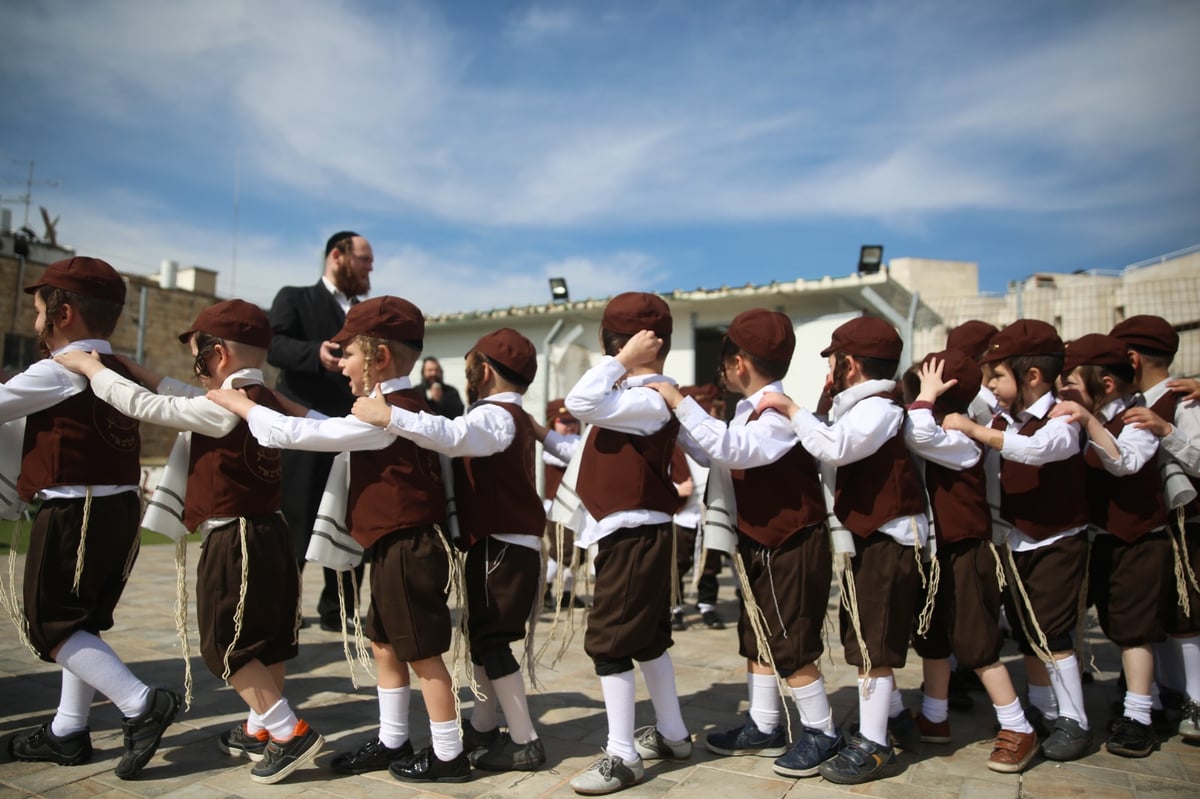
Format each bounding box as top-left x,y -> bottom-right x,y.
261,697 -> 299,741
639,653 -> 688,741
921,695 -> 949,725
1155,639 -> 1185,694
469,666 -> 499,732
1178,635 -> 1200,703
245,708 -> 266,735
888,683 -> 906,717
1123,692 -> 1153,726
378,686 -> 411,749
599,671 -> 638,762
50,668 -> 95,737
859,676 -> 894,748
491,671 -> 537,744
1047,655 -> 1088,729
791,677 -> 836,737
429,718 -> 463,761
749,672 -> 780,733
54,631 -> 150,718
1028,683 -> 1058,719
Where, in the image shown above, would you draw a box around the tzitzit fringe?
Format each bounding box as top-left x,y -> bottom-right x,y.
732,546 -> 793,742
435,526 -> 472,723
0,514 -> 38,657
173,538 -> 193,710
1073,536 -> 1095,676
838,552 -> 873,696
334,568 -> 358,688
988,542 -> 1007,591
120,531 -> 140,583
291,563 -> 303,645
220,519 -> 250,683
912,519 -> 939,637
71,488 -> 93,596
523,546 -> 546,692
536,536 -> 585,669
1001,543 -> 1055,664
350,567 -> 373,678
1170,508 -> 1199,615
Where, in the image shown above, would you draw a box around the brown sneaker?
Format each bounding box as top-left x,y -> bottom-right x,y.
915,713 -> 951,744
987,729 -> 1038,773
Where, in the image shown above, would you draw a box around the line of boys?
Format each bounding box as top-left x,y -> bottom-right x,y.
6,255 -> 1197,791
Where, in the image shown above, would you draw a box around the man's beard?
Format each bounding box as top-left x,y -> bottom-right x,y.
333,260 -> 370,298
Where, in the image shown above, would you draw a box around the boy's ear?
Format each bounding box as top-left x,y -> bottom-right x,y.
1025,366 -> 1044,388
373,343 -> 393,368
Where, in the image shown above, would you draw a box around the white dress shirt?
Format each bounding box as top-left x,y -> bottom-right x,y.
385,391 -> 539,550
1,339 -> 137,499
565,356 -> 678,546
904,407 -> 983,470
1143,377 -> 1200,478
246,378 -> 409,452
1088,396 -> 1158,476
674,381 -> 798,469
789,378 -> 928,547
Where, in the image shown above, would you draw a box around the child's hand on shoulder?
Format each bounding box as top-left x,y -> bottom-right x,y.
1049,399 -> 1091,426
1168,377 -> 1200,402
54,349 -> 103,377
351,393 -> 392,428
757,391 -> 799,419
206,387 -> 255,418
647,381 -> 684,410
941,412 -> 974,434
1122,406 -> 1172,437
616,329 -> 662,370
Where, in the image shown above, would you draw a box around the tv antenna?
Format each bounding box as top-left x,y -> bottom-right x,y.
2,160 -> 62,228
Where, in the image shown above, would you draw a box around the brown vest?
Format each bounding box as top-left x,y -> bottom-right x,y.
1149,390 -> 1200,519
183,384 -> 284,531
1083,409 -> 1166,543
544,462 -> 566,501
834,416 -> 926,538
731,409 -> 826,548
923,457 -> 991,546
991,413 -> 1088,540
577,414 -> 685,520
348,388 -> 445,547
452,401 -> 545,549
19,353 -> 141,501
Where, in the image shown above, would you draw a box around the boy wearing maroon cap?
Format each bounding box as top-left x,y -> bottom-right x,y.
540,398 -> 584,610
56,299 -> 322,783
653,308 -> 840,778
209,296 -> 469,783
904,350 -> 1037,772
352,328 -> 548,772
946,320 -> 1001,425
944,319 -> 1092,761
4,257 -> 181,779
558,291 -> 692,794
1111,315 -> 1200,742
1050,333 -> 1170,756
759,315 -> 929,784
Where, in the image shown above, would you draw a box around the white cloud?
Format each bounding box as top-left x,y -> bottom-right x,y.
504,6 -> 580,44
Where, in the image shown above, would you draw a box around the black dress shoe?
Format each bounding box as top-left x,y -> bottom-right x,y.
389,746 -> 471,783
8,722 -> 93,766
319,615 -> 358,633
331,737 -> 413,774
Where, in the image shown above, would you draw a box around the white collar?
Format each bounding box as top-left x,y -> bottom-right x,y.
829,378 -> 896,421
373,376 -> 413,396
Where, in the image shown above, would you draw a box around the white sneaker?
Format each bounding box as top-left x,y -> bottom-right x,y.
570,751 -> 644,795
633,725 -> 692,760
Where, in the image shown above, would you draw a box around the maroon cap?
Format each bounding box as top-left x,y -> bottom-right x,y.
25,256 -> 126,305
1110,314 -> 1178,355
728,308 -> 795,363
473,327 -> 537,385
820,316 -> 902,360
1062,333 -> 1131,374
946,320 -> 999,361
177,299 -> 271,348
546,397 -> 575,423
980,319 -> 1063,364
602,292 -> 673,337
332,296 -> 424,345
919,349 -> 982,408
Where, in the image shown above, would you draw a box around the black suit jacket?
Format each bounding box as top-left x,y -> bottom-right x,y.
268,280 -> 356,417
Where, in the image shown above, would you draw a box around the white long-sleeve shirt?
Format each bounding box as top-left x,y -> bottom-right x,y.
788,378 -> 928,547
384,391 -> 538,550
904,407 -> 983,470
1087,397 -> 1158,476
564,356 -> 678,546
1143,377 -> 1200,478
674,381 -> 798,469
245,379 -> 408,452
1,339 -> 136,499
990,391 -> 1086,552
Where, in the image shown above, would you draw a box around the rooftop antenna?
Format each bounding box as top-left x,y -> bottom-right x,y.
3,160 -> 61,228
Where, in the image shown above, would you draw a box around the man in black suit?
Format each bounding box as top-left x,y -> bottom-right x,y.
420,356 -> 465,418
268,230 -> 373,632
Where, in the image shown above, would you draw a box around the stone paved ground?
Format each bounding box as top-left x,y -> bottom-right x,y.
1,542 -> 1198,798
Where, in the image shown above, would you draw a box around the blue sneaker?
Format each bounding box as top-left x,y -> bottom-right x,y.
704,717 -> 787,757
818,732 -> 897,785
772,727 -> 840,777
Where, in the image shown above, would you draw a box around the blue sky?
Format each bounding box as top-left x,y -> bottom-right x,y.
2,0 -> 1197,314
